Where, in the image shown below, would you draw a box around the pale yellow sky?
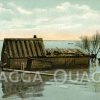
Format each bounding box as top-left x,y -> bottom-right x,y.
0,28 -> 97,40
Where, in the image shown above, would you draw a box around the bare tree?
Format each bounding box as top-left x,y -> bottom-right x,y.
91,32 -> 100,56
78,32 -> 100,60
78,36 -> 91,54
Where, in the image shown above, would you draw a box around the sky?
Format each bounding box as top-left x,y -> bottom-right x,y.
0,0 -> 100,40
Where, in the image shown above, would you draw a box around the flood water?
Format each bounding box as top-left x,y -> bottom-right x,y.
0,40 -> 100,100
0,67 -> 100,100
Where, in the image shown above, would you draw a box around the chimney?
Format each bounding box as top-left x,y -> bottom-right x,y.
33,35 -> 37,38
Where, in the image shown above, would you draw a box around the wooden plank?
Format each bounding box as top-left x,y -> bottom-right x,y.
34,40 -> 41,56
17,41 -> 23,57
30,40 -> 37,57
12,41 -> 18,57
38,40 -> 45,56
21,41 -> 28,57
2,41 -> 10,58
7,41 -> 13,58
2,68 -> 54,76
26,40 -> 32,57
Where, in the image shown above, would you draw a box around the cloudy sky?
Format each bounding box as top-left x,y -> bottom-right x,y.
0,0 -> 100,40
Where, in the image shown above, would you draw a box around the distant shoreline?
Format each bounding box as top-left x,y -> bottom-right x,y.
0,40 -> 80,41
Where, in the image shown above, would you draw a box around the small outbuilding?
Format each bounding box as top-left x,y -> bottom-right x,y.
1,35 -> 90,70
1,36 -> 46,70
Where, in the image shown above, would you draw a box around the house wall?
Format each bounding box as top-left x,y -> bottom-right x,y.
30,57 -> 90,70
3,56 -> 90,70
9,59 -> 27,69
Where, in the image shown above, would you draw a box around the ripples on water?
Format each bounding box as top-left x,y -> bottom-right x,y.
0,67 -> 100,100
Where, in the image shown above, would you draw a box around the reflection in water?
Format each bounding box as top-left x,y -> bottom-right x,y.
89,60 -> 100,92
0,70 -> 80,99
2,77 -> 44,98
1,62 -> 100,99
1,68 -> 90,99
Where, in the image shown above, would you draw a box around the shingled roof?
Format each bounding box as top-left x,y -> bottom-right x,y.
1,37 -> 45,58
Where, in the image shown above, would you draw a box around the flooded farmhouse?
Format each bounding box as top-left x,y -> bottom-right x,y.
0,35 -> 90,71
